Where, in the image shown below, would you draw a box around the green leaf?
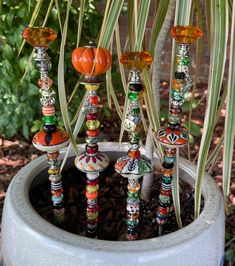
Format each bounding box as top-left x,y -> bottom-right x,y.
223,0 -> 235,211
195,0 -> 228,218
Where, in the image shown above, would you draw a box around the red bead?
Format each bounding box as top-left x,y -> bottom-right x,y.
158,206 -> 168,214
87,218 -> 99,225
86,129 -> 100,137
87,206 -> 98,212
128,149 -> 141,158
89,95 -> 99,105
87,179 -> 99,185
160,189 -> 171,196
86,144 -> 98,154
86,113 -> 98,120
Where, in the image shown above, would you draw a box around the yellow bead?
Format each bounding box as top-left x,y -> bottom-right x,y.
85,84 -> 99,90
86,120 -> 100,130
87,211 -> 98,219
86,185 -> 99,193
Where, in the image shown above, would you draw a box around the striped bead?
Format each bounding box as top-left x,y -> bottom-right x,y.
42,105 -> 55,116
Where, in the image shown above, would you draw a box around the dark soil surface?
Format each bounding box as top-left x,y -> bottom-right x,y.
29,164 -> 195,240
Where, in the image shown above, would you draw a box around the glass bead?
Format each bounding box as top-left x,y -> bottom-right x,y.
48,168 -> 60,175
127,183 -> 140,192
175,72 -> 185,79
162,176 -> 172,184
128,150 -> 141,159
86,191 -> 98,200
38,78 -> 53,88
47,151 -> 59,160
87,205 -> 98,212
86,113 -> 98,120
86,120 -> 100,130
128,92 -> 138,101
86,185 -> 99,193
129,132 -> 140,142
22,27 -> 57,47
89,95 -> 100,105
171,89 -> 182,100
127,191 -> 139,199
86,129 -> 100,137
43,124 -> 57,133
131,108 -> 140,115
181,57 -> 190,65
128,212 -> 139,220
86,211 -> 98,220
120,51 -> 153,70
171,26 -> 202,44
86,144 -> 98,154
159,194 -> 170,203
169,114 -> 180,123
85,137 -> 98,145
43,115 -> 56,125
172,79 -> 183,91
164,156 -> 174,164
129,83 -> 143,92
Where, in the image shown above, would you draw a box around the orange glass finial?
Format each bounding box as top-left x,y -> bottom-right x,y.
171,26 -> 202,44
120,51 -> 153,71
22,27 -> 57,47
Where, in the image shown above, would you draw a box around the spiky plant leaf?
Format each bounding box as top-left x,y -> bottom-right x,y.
195,0 -> 228,218
223,0 -> 235,211
58,0 -> 79,155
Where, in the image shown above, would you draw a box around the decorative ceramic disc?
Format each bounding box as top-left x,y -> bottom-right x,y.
114,155 -> 152,179
32,129 -> 69,152
75,152 -> 109,173
156,126 -> 189,148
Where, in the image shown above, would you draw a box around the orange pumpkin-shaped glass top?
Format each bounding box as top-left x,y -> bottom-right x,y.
170,26 -> 202,44
22,27 -> 57,47
72,41 -> 112,82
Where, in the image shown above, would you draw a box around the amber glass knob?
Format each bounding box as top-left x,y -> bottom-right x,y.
120,51 -> 152,71
22,27 -> 57,47
170,26 -> 202,44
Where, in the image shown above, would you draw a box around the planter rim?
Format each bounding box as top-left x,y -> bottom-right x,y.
6,142 -> 223,255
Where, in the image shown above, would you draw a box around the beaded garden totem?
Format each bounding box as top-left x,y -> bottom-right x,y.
155,26 -> 202,232
22,27 -> 69,221
114,51 -> 153,240
72,41 -> 112,237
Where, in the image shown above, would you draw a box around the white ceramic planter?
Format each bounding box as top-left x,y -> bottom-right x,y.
1,142 -> 224,266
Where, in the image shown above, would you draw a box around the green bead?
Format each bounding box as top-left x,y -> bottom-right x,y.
127,191 -> 139,199
169,114 -> 180,123
162,176 -> 172,184
86,120 -> 100,130
181,57 -> 189,65
129,132 -> 140,143
171,89 -> 182,100
159,194 -> 170,203
164,156 -> 174,164
43,115 -> 56,125
131,108 -> 140,115
128,92 -> 138,101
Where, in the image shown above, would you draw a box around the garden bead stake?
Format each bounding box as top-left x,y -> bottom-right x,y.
22,27 -> 69,222
155,26 -> 202,234
72,41 -> 112,237
114,52 -> 153,241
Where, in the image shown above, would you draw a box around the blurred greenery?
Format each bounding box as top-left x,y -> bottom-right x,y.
0,0 -> 103,138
